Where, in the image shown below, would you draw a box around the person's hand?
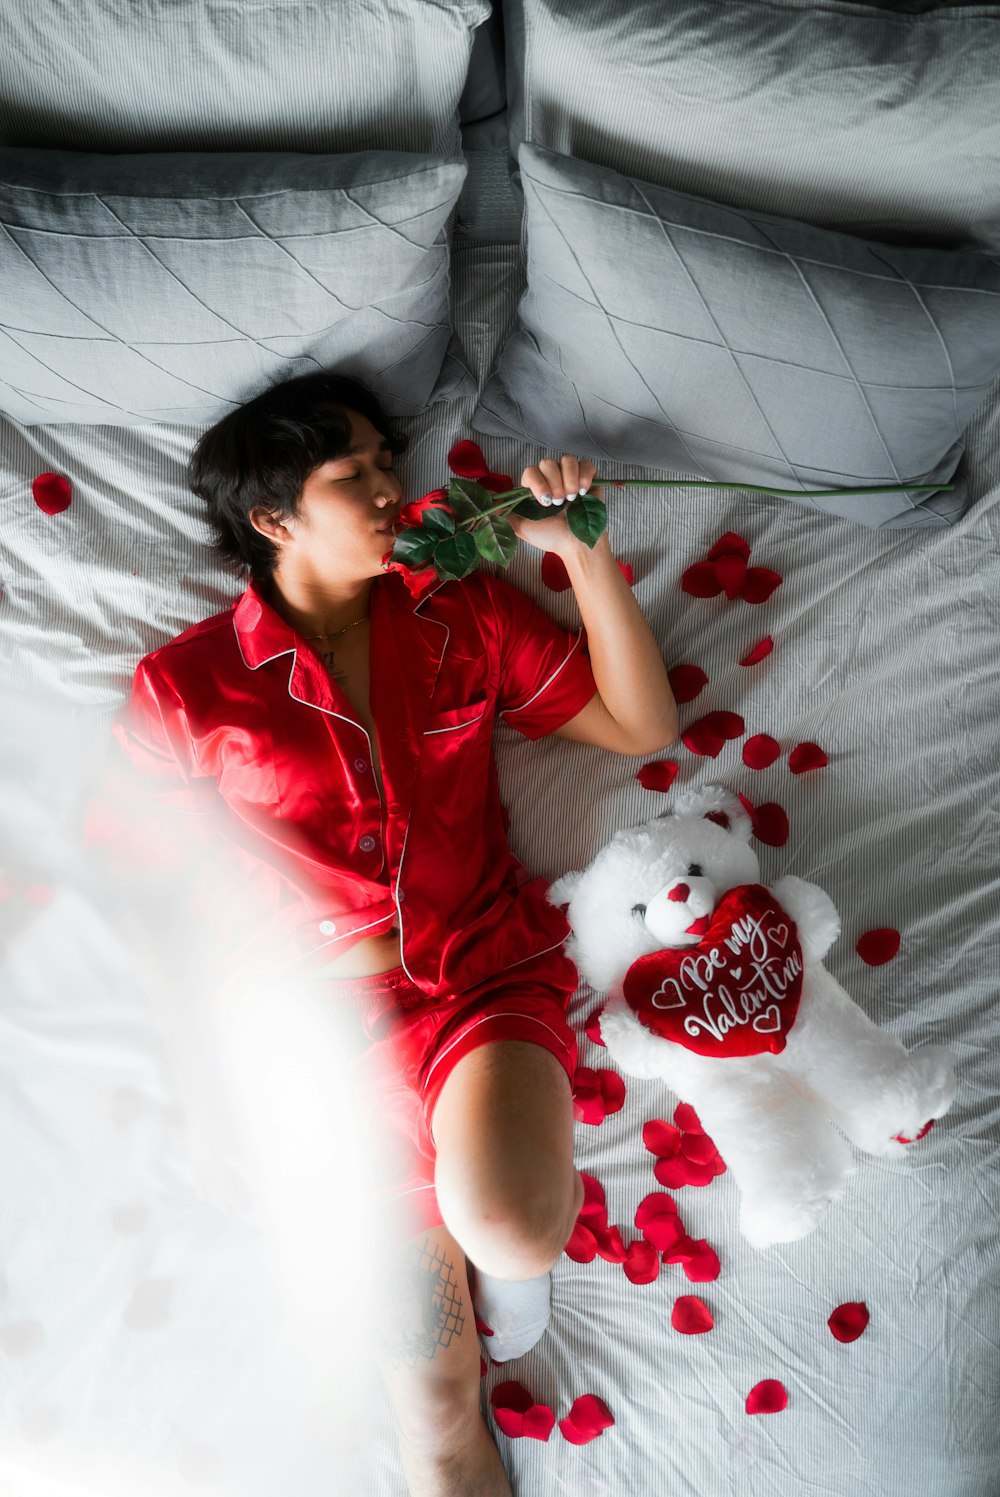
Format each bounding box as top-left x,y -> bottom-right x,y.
507,454 -> 604,557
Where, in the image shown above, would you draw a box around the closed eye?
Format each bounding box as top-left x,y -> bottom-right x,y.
687,864 -> 703,878
631,903 -> 647,918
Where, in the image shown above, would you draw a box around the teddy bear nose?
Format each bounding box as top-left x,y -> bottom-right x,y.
668,883 -> 690,902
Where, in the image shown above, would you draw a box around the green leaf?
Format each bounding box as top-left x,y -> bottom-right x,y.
448,477 -> 495,519
432,530 -> 479,581
421,505 -> 456,538
472,514 -> 518,567
389,527 -> 437,566
566,493 -> 607,548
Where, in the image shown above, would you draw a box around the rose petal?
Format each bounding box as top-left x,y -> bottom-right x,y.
491,1382 -> 555,1441
654,1156 -> 696,1189
480,471 -> 515,493
579,1171 -> 608,1227
681,720 -> 727,758
541,553 -> 572,592
679,1132 -> 721,1166
894,1119 -> 935,1145
622,1239 -> 661,1284
746,1380 -> 788,1415
671,1296 -> 714,1334
584,1007 -> 606,1046
474,1312 -> 494,1337
636,759 -> 680,792
593,1224 -> 627,1264
714,553 -> 748,600
642,1120 -> 682,1157
856,928 -> 901,966
635,1192 -> 679,1230
828,1302 -> 870,1343
707,532 -> 752,563
737,792 -> 755,817
680,1240 -> 721,1283
681,561 -> 723,598
673,1103 -> 704,1133
751,801 -> 789,847
641,1213 -> 687,1252
31,473 -> 72,515
739,637 -> 774,667
447,440 -> 490,479
740,567 -> 783,604
617,560 -> 635,586
788,741 -> 829,774
558,1395 -> 615,1445
597,1069 -> 626,1117
743,734 -> 781,770
564,1222 -> 599,1263
667,664 -> 709,704
703,710 -> 745,740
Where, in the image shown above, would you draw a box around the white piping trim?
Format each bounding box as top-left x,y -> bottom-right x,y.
422,709 -> 486,735
499,628 -> 587,718
423,1010 -> 571,1089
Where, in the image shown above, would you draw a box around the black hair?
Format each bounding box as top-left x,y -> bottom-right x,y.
187,371 -> 410,579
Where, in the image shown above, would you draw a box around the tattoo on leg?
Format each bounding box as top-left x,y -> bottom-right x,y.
381,1236 -> 466,1371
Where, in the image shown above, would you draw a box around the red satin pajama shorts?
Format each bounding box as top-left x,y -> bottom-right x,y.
317,950 -> 579,1242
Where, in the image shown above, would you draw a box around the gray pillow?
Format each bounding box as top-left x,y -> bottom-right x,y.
0,149 -> 474,426
472,143 -> 1000,528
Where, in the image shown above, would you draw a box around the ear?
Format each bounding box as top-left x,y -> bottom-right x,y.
546,869 -> 584,908
671,783 -> 752,843
249,506 -> 294,546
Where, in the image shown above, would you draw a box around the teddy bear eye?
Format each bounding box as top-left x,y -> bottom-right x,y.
631,903 -> 647,919
687,864 -> 703,878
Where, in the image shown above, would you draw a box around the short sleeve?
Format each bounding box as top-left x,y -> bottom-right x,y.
485,573 -> 598,741
111,656 -> 216,816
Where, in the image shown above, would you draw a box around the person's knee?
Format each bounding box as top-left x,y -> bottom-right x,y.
436,1166 -> 580,1280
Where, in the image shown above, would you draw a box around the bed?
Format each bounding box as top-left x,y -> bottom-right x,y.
1,2 -> 999,1494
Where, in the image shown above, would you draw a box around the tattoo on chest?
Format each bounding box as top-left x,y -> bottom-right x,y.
319,647 -> 346,681
380,1236 -> 465,1370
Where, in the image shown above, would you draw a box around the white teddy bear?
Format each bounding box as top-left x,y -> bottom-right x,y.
548,785 -> 957,1250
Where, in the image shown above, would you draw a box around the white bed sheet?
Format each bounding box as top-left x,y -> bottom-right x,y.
0,241 -> 998,1497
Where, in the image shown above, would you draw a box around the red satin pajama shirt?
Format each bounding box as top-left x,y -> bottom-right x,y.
113,568 -> 598,1238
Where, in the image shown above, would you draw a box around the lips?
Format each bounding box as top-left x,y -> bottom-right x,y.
685,915 -> 712,937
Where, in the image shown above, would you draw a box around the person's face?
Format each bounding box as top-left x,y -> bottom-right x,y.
273,408 -> 405,580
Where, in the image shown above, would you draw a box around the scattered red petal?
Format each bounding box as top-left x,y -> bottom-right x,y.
681,561 -> 723,598
751,801 -> 789,847
740,568 -> 783,604
635,759 -> 680,792
641,1213 -> 687,1252
541,553 -> 572,592
617,560 -> 635,586
707,532 -> 752,562
571,1067 -> 624,1124
671,1296 -> 714,1335
447,440 -> 489,479
895,1119 -> 935,1144
642,1119 -> 682,1157
668,664 -> 708,704
31,473 -> 72,515
673,1103 -> 703,1133
579,1172 -> 608,1228
584,1007 -> 606,1046
635,1192 -> 679,1231
746,1380 -> 788,1415
558,1395 -> 615,1445
480,471 -> 515,493
653,1155 -> 707,1189
623,1239 -> 660,1284
737,791 -> 755,816
743,734 -> 781,770
491,1382 -> 555,1441
474,1311 -> 494,1338
739,637 -> 774,667
681,720 -> 726,758
564,1222 -> 600,1263
856,928 -> 901,966
703,711 -> 745,740
679,1132 -> 720,1167
593,1224 -> 628,1264
789,741 -> 829,774
828,1302 -> 870,1343
681,1241 -> 721,1282
714,553 -> 748,600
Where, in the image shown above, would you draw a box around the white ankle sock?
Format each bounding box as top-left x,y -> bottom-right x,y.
469,1262 -> 552,1363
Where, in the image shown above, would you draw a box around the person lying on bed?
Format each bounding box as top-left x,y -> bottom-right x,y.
111,369 -> 678,1497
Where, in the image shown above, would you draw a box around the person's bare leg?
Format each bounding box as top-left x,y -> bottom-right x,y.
430,1040 -> 585,1281
376,1224 -> 511,1497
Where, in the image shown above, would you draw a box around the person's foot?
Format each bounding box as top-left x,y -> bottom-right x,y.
468,1261 -> 552,1363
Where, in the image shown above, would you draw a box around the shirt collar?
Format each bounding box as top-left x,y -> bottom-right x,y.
232,572 -> 448,669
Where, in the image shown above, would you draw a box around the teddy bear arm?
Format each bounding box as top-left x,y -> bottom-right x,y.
771,874 -> 840,961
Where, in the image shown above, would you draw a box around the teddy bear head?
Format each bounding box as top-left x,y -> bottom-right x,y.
548,785 -> 760,995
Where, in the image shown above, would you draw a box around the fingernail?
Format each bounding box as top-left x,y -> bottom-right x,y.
539,493 -> 552,505
553,495 -> 565,505
577,486 -> 589,496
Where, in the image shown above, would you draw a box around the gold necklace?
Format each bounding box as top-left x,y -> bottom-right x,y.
304,615 -> 369,642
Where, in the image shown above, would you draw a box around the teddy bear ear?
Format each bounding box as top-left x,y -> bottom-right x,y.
671,784 -> 753,843
546,869 -> 583,908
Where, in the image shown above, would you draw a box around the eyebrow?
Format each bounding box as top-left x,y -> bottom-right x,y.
340,439 -> 393,456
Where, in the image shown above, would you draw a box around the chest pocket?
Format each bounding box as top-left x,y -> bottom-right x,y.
422,694 -> 489,736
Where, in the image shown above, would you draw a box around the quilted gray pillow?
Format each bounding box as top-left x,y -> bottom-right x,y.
473,143 -> 1000,528
0,149 -> 474,426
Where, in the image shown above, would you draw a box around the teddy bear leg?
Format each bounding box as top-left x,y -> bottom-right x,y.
787,975 -> 957,1158
686,1065 -> 856,1250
